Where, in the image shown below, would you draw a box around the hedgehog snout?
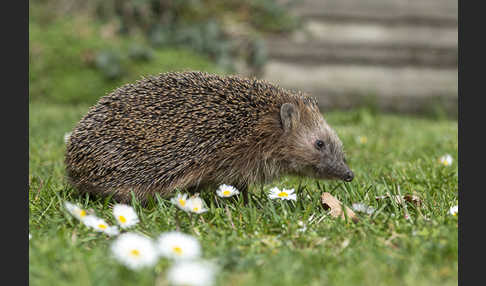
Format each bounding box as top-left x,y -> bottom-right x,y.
342,169 -> 354,182
317,158 -> 354,182
335,162 -> 354,182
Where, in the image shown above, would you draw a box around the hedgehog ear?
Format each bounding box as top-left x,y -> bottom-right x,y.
280,103 -> 300,132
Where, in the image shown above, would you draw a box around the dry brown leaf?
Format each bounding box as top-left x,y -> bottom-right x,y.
70,231 -> 77,243
320,192 -> 359,223
80,50 -> 95,66
375,194 -> 422,207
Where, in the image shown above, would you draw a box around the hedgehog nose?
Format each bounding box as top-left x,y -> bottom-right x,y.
343,170 -> 354,182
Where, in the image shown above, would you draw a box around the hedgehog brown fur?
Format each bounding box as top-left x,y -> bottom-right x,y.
65,71 -> 353,202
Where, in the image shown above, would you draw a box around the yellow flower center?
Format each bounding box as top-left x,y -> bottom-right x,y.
278,192 -> 288,197
193,207 -> 199,212
118,215 -> 127,223
453,212 -> 457,216
130,249 -> 140,257
223,190 -> 231,196
79,210 -> 86,217
359,137 -> 368,144
173,246 -> 183,255
179,199 -> 186,206
98,224 -> 107,229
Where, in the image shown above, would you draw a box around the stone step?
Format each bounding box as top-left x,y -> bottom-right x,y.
292,0 -> 457,27
259,0 -> 458,115
266,39 -> 457,68
292,21 -> 457,49
262,61 -> 457,114
265,19 -> 457,68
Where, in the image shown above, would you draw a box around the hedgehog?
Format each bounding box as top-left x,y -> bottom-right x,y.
65,71 -> 354,203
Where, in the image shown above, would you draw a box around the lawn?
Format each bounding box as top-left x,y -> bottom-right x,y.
29,102 -> 458,286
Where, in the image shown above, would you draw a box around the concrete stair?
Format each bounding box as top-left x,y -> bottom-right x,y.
261,0 -> 458,116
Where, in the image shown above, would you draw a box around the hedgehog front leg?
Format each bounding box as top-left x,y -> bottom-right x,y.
186,184 -> 201,195
236,183 -> 249,205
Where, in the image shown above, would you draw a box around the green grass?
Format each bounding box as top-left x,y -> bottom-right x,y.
29,103 -> 458,286
29,17 -> 222,105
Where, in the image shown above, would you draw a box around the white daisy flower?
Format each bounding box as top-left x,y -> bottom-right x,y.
111,232 -> 159,270
157,231 -> 201,260
297,221 -> 307,233
167,260 -> 216,286
449,205 -> 458,216
171,193 -> 190,211
216,184 -> 240,198
83,215 -> 120,236
352,203 -> 375,215
113,204 -> 139,229
186,197 -> 208,214
268,187 -> 297,201
64,132 -> 72,144
439,154 -> 453,166
64,201 -> 89,221
356,136 -> 368,144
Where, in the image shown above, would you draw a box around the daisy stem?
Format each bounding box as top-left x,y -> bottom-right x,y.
280,201 -> 288,219
214,195 -> 221,209
189,214 -> 195,228
34,178 -> 44,201
396,185 -> 412,222
175,211 -> 181,232
225,205 -> 236,230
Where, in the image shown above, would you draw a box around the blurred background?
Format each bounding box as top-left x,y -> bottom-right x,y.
29,0 -> 457,118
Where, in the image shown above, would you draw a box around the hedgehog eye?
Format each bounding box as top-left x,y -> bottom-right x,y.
315,140 -> 325,150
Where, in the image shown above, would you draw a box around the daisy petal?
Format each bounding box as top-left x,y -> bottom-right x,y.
449,205 -> 458,216
268,187 -> 297,201
439,154 -> 453,166
111,233 -> 159,270
171,193 -> 190,211
157,231 -> 201,260
216,184 -> 240,198
167,260 -> 217,286
186,197 -> 208,214
113,204 -> 139,229
64,201 -> 88,221
83,215 -> 119,236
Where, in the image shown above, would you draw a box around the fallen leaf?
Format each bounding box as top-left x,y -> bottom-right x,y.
375,194 -> 422,207
321,192 -> 359,223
